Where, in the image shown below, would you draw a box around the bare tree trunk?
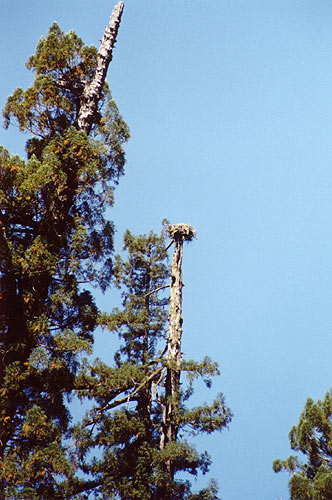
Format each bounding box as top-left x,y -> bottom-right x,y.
162,233 -> 183,450
159,224 -> 195,498
78,1 -> 124,134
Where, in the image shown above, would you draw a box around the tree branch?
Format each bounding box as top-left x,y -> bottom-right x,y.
84,364 -> 165,427
144,284 -> 170,297
126,365 -> 165,407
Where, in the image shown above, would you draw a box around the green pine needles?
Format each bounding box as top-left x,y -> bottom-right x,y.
274,390 -> 332,500
0,8 -> 231,500
75,229 -> 232,499
0,17 -> 128,499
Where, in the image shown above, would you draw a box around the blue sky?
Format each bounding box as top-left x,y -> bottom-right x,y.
2,1 -> 332,499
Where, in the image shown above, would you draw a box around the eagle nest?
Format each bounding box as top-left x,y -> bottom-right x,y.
167,223 -> 196,242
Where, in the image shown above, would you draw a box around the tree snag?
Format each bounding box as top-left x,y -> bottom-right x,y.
78,1 -> 124,134
160,223 -> 196,480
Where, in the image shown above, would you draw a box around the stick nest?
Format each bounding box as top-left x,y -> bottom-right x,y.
167,223 -> 196,242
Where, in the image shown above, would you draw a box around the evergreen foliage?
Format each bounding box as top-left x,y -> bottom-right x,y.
273,389 -> 332,500
0,21 -> 128,498
74,229 -> 232,499
0,13 -> 231,500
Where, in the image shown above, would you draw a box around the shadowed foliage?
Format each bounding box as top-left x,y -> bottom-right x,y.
0,17 -> 128,498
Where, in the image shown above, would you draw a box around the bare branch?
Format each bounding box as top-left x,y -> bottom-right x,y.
126,365 -> 165,407
84,364 -> 165,427
144,284 -> 170,297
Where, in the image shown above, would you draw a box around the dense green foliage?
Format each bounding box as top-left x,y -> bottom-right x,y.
0,16 -> 231,500
0,22 -> 128,498
73,229 -> 232,499
273,390 -> 332,500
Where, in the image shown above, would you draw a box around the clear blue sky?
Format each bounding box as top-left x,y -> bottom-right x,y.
2,1 -> 332,499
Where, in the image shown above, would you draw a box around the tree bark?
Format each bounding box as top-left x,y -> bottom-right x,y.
162,234 -> 183,451
77,1 -> 124,134
159,224 -> 195,498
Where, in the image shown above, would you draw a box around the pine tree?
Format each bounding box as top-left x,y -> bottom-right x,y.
74,227 -> 232,500
0,4 -> 128,498
273,389 -> 332,500
1,4 -> 232,498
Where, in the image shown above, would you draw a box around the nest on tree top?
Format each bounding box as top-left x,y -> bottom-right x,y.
167,223 -> 196,242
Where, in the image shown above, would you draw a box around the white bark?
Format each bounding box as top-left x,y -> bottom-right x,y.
160,224 -> 196,466
78,1 -> 124,134
161,234 -> 184,449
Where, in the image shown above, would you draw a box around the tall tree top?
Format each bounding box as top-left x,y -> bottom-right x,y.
78,1 -> 125,134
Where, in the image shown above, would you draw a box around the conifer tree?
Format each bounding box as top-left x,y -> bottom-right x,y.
73,227 -> 232,500
0,4 -> 128,497
0,4 -> 232,498
273,389 -> 332,500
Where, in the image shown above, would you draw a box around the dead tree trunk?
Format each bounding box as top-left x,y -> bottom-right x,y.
159,223 -> 196,493
78,1 -> 124,134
